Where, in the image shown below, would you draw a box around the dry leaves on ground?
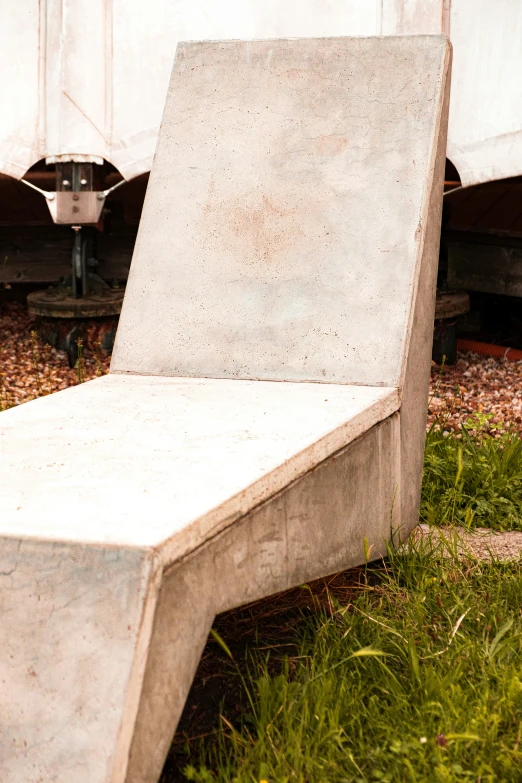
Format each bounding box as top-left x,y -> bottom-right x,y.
0,302 -> 110,409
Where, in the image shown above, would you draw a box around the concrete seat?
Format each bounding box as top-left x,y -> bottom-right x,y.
0,375 -> 398,552
0,36 -> 450,783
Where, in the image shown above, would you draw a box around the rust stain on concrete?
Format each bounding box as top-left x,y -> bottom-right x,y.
313,134 -> 350,156
202,184 -> 325,267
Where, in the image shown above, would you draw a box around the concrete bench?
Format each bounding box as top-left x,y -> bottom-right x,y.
0,36 -> 450,783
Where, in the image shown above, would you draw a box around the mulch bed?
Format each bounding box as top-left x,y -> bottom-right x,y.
0,302 -> 110,409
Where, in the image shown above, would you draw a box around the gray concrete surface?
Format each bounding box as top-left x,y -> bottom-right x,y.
0,376 -> 398,551
0,36 -> 450,783
112,36 -> 448,389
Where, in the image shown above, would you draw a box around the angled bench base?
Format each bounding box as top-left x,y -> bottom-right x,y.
0,375 -> 400,782
127,413 -> 400,783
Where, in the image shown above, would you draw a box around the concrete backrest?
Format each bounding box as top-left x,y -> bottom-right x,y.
112,35 -> 449,388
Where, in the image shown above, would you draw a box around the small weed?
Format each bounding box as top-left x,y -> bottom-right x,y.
0,373 -> 13,411
76,338 -> 85,384
92,340 -> 104,377
30,330 -> 43,397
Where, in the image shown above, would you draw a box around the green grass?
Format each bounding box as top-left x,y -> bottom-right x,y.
162,420 -> 522,783
421,416 -> 522,531
179,540 -> 522,782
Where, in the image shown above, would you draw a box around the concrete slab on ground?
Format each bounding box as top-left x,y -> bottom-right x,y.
415,523 -> 522,561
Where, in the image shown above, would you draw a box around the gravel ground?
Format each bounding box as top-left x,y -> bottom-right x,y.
428,354 -> 522,432
0,302 -> 110,409
1,301 -> 522,430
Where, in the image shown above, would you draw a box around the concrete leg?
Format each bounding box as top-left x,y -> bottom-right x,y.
0,540 -> 155,783
125,416 -> 400,783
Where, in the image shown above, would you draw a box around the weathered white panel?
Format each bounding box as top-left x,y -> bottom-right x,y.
382,0 -> 445,35
448,0 -> 522,185
0,0 -> 41,178
0,0 -> 379,180
49,0 -> 109,159
112,37 -> 448,386
110,1 -> 176,179
1,0 -> 522,188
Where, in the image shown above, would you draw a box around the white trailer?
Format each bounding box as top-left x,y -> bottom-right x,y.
0,0 -> 519,317
0,0 -> 521,189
